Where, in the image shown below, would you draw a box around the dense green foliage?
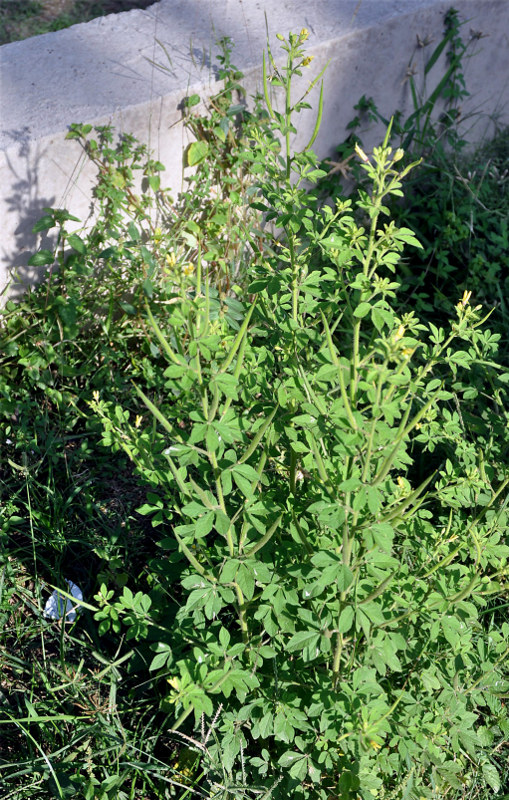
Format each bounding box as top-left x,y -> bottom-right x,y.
1,16 -> 508,800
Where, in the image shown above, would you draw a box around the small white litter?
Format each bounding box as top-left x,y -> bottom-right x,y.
43,580 -> 83,623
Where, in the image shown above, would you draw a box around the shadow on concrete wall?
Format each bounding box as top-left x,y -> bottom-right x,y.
1,127 -> 59,300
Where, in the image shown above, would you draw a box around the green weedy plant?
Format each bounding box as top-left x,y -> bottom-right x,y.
324,8 -> 509,337
0,38 -> 273,800
87,30 -> 509,800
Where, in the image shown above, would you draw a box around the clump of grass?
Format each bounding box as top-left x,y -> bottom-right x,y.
0,0 -> 159,46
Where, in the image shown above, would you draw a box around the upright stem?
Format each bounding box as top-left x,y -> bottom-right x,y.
350,320 -> 361,405
289,447 -> 298,494
350,182 -> 384,407
285,58 -> 292,179
288,235 -> 299,324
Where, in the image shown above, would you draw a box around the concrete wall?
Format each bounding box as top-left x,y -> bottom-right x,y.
1,0 -> 508,298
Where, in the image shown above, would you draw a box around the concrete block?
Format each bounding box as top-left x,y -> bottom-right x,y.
0,0 -> 508,298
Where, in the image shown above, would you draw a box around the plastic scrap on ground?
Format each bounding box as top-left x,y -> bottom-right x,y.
43,580 -> 83,623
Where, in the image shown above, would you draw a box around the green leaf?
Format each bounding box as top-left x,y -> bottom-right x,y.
320,233 -> 343,250
441,615 -> 462,647
163,364 -> 188,378
482,762 -> 500,792
336,565 -> 354,592
28,250 -> 54,266
213,373 -> 239,399
370,522 -> 394,552
142,277 -> 154,299
186,141 -> 209,167
371,306 -> 385,332
290,440 -> 309,453
286,630 -> 320,654
258,712 -> 273,738
119,301 -> 136,315
236,563 -> 255,601
278,751 -> 305,768
67,233 -> 86,254
148,175 -> 160,192
220,559 -> 240,585
338,606 -> 355,633
231,464 -> 259,498
289,754 -> 309,781
393,226 -> 422,248
32,214 -> 55,233
181,501 -> 209,518
310,552 -> 353,591
367,486 -> 381,515
338,477 -> 362,491
353,302 -> 371,319
195,511 -> 215,538
149,649 -> 171,671
186,587 -> 212,613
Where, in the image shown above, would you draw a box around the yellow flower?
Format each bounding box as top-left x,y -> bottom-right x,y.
370,740 -> 382,751
394,324 -> 406,342
182,262 -> 194,276
397,476 -> 405,489
300,28 -> 309,42
301,56 -> 314,67
166,251 -> 176,268
92,390 -> 100,403
134,414 -> 143,428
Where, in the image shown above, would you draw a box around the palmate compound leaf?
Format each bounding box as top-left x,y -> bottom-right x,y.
310,551 -> 354,592
278,751 -> 309,781
393,226 -> 423,248
230,462 -> 260,498
286,630 -> 320,654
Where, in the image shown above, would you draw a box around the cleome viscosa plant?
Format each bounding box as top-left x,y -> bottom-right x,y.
16,28 -> 508,800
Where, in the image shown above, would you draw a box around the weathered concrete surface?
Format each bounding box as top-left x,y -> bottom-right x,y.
0,0 -> 508,297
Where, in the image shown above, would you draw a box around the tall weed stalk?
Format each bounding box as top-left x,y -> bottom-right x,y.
86,30 -> 509,800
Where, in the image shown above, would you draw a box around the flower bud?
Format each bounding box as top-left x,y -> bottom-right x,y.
460,290 -> 472,307
354,143 -> 370,163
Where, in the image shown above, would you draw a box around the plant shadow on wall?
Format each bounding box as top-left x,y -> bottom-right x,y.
1,127 -> 60,300
0,20 -> 508,800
